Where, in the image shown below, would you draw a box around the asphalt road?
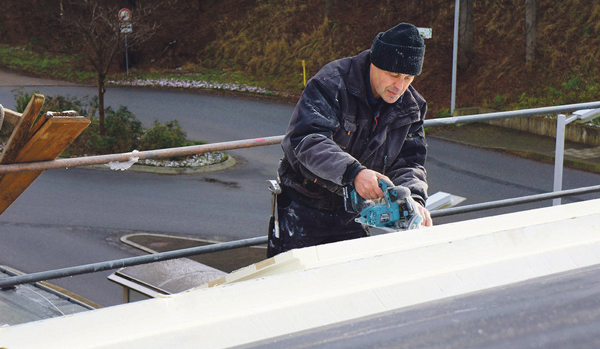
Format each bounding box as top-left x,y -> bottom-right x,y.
1,71 -> 599,306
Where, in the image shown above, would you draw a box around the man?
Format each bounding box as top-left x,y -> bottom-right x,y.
0,104 -> 4,132
268,22 -> 432,258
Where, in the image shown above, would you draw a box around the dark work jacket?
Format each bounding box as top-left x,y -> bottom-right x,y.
279,50 -> 428,209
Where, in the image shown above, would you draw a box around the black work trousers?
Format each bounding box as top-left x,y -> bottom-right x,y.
267,191 -> 369,258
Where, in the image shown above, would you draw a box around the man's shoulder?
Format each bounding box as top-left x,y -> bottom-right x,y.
316,57 -> 353,81
317,51 -> 368,77
313,50 -> 369,89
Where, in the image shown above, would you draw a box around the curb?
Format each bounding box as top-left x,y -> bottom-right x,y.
120,233 -> 228,254
83,154 -> 237,175
430,134 -> 600,174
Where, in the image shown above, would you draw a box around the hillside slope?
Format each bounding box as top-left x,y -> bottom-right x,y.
189,0 -> 600,115
1,0 -> 599,116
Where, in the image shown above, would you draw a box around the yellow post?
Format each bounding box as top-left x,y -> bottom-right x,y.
302,60 -> 307,87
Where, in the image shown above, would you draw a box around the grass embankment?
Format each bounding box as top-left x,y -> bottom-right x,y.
0,45 -> 94,83
1,1 -> 600,117
182,0 -> 600,116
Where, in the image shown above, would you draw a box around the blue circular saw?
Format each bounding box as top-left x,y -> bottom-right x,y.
343,178 -> 423,231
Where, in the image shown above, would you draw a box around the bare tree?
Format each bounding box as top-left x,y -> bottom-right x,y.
458,0 -> 474,71
60,0 -> 163,136
525,0 -> 537,63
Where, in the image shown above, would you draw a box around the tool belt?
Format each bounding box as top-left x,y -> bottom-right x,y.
278,159 -> 345,212
280,185 -> 345,212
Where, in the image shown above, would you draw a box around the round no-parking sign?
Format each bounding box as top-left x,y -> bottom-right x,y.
118,8 -> 132,22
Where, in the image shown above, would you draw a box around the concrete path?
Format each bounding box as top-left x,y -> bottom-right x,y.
0,69 -> 81,87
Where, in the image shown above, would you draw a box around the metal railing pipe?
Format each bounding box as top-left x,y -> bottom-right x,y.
0,236 -> 267,289
0,136 -> 284,174
1,101 -> 600,175
1,186 -> 599,289
424,101 -> 600,127
431,184 -> 600,218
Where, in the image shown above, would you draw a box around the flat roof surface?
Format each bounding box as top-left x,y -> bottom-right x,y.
246,262 -> 600,348
2,199 -> 600,348
0,266 -> 92,326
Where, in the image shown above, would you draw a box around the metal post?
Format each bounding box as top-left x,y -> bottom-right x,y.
553,114 -> 566,206
451,0 -> 460,115
302,60 -> 306,87
125,34 -> 129,76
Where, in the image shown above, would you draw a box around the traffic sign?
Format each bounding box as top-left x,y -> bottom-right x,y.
118,8 -> 132,22
120,23 -> 133,33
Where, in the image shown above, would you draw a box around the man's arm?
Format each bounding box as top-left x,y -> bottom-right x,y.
385,115 -> 431,226
385,118 -> 429,203
281,79 -> 360,187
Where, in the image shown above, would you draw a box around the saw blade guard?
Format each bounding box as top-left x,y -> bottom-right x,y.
352,178 -> 423,231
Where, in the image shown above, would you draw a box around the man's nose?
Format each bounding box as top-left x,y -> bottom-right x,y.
393,78 -> 407,91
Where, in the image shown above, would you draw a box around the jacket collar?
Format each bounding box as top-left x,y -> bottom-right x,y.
346,50 -> 371,102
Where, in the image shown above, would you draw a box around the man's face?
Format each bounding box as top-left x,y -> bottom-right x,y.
369,64 -> 415,104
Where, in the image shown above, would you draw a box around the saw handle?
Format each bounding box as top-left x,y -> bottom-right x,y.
378,178 -> 410,202
377,177 -> 395,190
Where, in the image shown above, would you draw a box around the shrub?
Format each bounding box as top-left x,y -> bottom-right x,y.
9,92 -> 225,163
13,88 -> 94,116
102,106 -> 144,153
64,105 -> 143,156
64,117 -> 102,156
139,120 -> 187,151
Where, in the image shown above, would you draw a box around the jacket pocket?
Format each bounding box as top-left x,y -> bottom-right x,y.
333,113 -> 356,150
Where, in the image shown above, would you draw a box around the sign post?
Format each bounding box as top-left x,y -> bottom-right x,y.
118,8 -> 132,76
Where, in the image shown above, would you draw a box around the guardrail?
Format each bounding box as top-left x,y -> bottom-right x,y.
1,184 -> 600,289
1,101 -> 600,289
2,101 -> 600,174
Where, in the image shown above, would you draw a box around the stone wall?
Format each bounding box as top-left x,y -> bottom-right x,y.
488,116 -> 600,146
454,108 -> 600,146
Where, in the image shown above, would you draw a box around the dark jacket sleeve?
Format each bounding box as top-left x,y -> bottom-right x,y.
386,102 -> 429,205
281,78 -> 361,187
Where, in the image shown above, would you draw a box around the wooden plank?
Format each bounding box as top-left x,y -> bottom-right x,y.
29,111 -> 79,139
0,94 -> 45,165
3,108 -> 23,126
17,118 -> 90,162
28,111 -> 49,139
0,116 -> 90,215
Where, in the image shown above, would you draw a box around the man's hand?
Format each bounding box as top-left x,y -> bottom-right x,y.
353,169 -> 389,200
354,169 -> 432,227
414,201 -> 433,227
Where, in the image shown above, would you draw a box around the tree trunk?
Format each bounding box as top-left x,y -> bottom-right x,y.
458,0 -> 473,71
97,72 -> 106,136
525,0 -> 537,63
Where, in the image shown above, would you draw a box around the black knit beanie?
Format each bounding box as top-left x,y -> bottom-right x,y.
370,23 -> 425,76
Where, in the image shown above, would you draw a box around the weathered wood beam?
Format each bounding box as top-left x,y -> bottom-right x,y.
0,94 -> 46,165
0,116 -> 91,215
0,94 -> 91,215
3,108 -> 22,127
